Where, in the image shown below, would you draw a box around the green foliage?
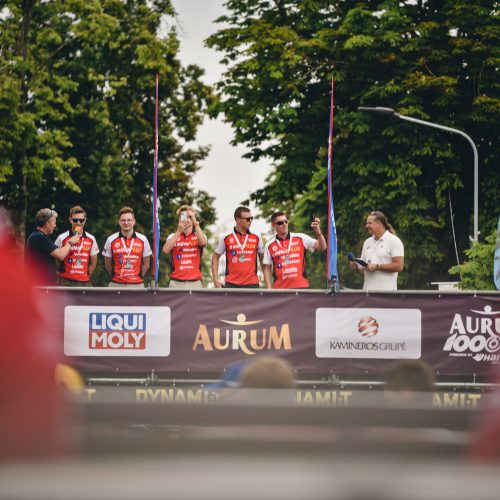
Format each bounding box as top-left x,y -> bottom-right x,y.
449,227 -> 497,290
0,0 -> 215,285
208,0 -> 499,289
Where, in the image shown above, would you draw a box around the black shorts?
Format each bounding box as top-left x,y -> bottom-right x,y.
224,282 -> 260,289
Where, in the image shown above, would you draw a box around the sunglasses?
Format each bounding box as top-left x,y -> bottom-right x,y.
275,220 -> 288,225
72,218 -> 85,223
240,217 -> 254,222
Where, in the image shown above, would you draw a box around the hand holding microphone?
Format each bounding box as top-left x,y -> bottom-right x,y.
69,226 -> 82,246
347,252 -> 368,267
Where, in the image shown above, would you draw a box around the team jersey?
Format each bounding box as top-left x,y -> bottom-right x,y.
102,231 -> 152,284
263,232 -> 316,289
55,230 -> 99,282
215,228 -> 264,286
167,231 -> 203,281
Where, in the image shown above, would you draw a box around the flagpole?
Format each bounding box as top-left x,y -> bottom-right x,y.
326,74 -> 339,294
152,73 -> 160,288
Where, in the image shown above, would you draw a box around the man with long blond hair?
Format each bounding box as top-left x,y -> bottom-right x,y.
350,210 -> 404,290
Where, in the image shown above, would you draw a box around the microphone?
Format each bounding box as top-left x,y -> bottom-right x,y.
347,252 -> 368,267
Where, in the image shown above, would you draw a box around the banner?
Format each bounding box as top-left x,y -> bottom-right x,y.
49,289 -> 500,377
326,75 -> 338,290
151,73 -> 160,283
83,386 -> 483,410
495,213 -> 500,290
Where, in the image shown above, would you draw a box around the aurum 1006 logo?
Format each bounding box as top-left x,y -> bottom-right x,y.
443,305 -> 500,363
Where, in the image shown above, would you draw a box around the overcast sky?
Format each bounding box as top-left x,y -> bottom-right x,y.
170,0 -> 271,235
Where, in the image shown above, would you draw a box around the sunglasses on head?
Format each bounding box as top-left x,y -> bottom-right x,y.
241,216 -> 254,222
72,218 -> 85,223
275,220 -> 288,225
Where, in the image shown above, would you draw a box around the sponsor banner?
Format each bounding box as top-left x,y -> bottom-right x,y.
44,289 -> 500,375
64,306 -> 171,357
442,304 -> 500,365
316,308 -> 421,359
82,386 -> 483,409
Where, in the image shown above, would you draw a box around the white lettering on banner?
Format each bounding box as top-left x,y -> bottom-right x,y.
443,305 -> 500,364
64,306 -> 170,357
90,313 -> 144,331
315,308 -> 421,359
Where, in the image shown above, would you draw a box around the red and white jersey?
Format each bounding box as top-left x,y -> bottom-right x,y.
103,232 -> 152,284
55,230 -> 99,282
167,231 -> 203,281
215,228 -> 263,286
263,232 -> 316,289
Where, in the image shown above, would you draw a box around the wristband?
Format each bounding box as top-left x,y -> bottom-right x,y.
376,264 -> 379,271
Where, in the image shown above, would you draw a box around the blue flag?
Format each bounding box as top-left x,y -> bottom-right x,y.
326,76 -> 338,291
494,213 -> 500,291
152,74 -> 160,283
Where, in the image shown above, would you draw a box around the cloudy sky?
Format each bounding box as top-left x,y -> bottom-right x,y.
170,0 -> 271,235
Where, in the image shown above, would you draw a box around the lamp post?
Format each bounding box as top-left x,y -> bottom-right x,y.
357,106 -> 479,242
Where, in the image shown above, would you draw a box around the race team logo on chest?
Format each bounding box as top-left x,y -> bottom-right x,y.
169,232 -> 203,281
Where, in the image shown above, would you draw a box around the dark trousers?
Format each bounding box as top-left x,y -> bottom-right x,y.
57,276 -> 92,287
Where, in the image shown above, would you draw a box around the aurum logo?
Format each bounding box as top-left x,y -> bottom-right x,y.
443,305 -> 500,363
192,313 -> 292,355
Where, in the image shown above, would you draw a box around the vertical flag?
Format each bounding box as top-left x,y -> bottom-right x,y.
326,75 -> 339,292
494,213 -> 500,291
152,73 -> 160,283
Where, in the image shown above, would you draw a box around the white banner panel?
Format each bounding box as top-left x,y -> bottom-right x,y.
64,306 -> 171,356
316,308 -> 421,359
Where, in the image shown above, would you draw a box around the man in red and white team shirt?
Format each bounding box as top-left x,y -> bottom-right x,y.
263,212 -> 326,289
163,205 -> 207,288
103,206 -> 152,288
55,206 -> 99,286
211,206 -> 264,288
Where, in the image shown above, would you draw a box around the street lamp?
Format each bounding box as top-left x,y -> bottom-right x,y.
357,106 -> 479,242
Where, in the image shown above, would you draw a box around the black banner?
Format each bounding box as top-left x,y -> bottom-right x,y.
50,289 -> 500,376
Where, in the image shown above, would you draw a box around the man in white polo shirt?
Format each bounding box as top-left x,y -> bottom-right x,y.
350,210 -> 404,290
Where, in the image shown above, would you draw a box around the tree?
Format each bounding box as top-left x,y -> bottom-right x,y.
0,0 -> 80,239
449,226 -> 497,290
207,0 -> 499,289
0,0 -> 215,285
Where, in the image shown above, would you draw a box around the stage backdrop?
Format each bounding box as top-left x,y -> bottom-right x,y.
49,289 -> 500,377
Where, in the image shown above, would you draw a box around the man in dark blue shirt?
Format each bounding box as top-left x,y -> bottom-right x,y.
26,208 -> 81,284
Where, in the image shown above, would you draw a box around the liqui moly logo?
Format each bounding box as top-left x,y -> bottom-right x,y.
64,306 -> 170,357
443,305 -> 500,363
89,313 -> 146,350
